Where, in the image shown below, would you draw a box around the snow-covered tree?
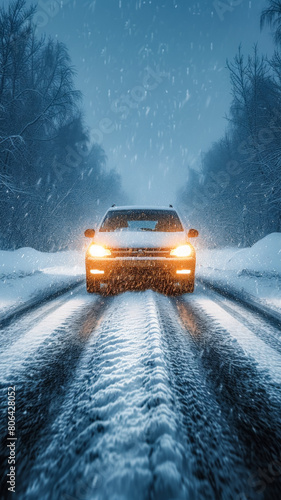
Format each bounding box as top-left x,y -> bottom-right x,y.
180,45 -> 281,246
0,0 -> 124,250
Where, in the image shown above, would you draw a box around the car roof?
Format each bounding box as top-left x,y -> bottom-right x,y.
107,205 -> 177,212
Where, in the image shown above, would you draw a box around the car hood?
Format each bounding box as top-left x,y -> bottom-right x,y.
93,231 -> 188,249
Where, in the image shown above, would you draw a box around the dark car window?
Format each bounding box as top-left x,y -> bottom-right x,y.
100,210 -> 184,232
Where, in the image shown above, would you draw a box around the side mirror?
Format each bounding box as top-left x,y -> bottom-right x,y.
84,229 -> 95,238
188,229 -> 199,238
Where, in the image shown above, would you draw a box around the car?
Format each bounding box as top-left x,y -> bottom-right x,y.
84,205 -> 199,295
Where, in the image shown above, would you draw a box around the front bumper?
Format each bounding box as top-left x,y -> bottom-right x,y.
86,256 -> 196,282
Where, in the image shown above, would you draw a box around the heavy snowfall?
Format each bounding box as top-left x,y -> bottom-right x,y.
0,1 -> 281,499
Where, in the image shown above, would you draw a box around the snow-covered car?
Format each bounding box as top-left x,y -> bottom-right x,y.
84,205 -> 199,294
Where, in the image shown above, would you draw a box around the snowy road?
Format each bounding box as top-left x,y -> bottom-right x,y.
1,284 -> 281,500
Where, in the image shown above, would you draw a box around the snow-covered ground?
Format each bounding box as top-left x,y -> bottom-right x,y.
1,237 -> 281,499
197,233 -> 281,313
1,286 -> 281,499
0,248 -> 84,318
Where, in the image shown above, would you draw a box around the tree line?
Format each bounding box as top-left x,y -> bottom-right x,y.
180,0 -> 281,247
0,0 -> 124,251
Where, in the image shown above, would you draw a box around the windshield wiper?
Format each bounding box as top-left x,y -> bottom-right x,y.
139,227 -> 154,231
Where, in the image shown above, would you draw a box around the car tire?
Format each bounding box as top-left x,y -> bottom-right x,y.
86,279 -> 101,294
178,281 -> 194,294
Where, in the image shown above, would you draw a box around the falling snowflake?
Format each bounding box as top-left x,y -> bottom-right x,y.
86,0 -> 97,13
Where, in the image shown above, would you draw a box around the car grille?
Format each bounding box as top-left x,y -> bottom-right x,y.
110,247 -> 172,258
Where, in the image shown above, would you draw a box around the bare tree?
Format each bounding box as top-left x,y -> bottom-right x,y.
0,0 -> 123,250
260,0 -> 281,46
180,45 -> 281,245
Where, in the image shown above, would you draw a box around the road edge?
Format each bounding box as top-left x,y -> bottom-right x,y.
0,278 -> 85,329
198,277 -> 281,329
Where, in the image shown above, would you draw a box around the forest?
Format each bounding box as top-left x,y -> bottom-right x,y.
1,0 -> 281,251
180,0 -> 281,247
0,0 -> 124,251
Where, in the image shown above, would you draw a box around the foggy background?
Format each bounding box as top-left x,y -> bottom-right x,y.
1,0 -> 280,251
13,0 -> 273,204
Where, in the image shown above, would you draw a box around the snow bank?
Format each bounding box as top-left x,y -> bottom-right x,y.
227,233 -> 281,275
197,233 -> 281,313
0,248 -> 85,318
198,233 -> 281,275
0,247 -> 84,278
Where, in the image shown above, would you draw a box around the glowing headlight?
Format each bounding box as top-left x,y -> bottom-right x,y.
170,245 -> 192,258
88,245 -> 111,257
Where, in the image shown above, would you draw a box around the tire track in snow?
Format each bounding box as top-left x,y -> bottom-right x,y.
22,291 -> 200,500
176,293 -> 281,500
154,293 -> 250,500
3,288 -> 281,499
0,286 -> 86,353
202,288 -> 281,356
0,293 -> 108,497
0,293 -> 91,383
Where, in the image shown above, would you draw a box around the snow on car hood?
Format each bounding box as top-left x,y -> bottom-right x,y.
94,230 -> 188,249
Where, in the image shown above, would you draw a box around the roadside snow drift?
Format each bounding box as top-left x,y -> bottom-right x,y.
0,248 -> 84,317
227,232 -> 281,274
198,232 -> 281,312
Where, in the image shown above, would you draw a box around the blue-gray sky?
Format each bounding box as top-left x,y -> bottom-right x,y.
13,0 -> 274,204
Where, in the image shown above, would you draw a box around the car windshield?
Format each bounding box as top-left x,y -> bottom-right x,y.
100,209 -> 184,232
